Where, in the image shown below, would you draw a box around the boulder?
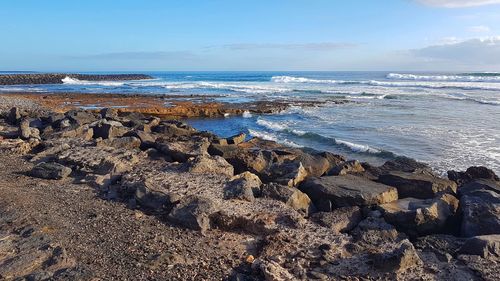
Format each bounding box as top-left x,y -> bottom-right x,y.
155,136 -> 210,162
316,151 -> 346,169
328,160 -> 365,176
378,171 -> 457,199
51,125 -> 93,140
295,152 -> 331,177
99,108 -> 119,120
262,161 -> 308,188
18,118 -> 32,139
300,175 -> 398,212
186,155 -> 234,177
65,110 -> 98,126
92,120 -> 128,139
371,240 -> 422,272
380,156 -> 430,173
133,178 -> 171,210
261,183 -> 315,216
213,132 -> 246,145
377,193 -> 459,237
153,122 -> 196,138
31,162 -> 72,180
448,166 -> 499,186
124,130 -> 156,149
100,136 -> 141,150
310,206 -> 362,233
224,172 -> 261,202
414,234 -> 465,261
459,235 -> 500,260
168,195 -> 220,233
459,180 -> 500,237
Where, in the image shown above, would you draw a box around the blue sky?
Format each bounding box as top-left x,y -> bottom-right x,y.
1,0 -> 500,71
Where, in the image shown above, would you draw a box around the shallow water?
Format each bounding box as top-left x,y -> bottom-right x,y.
2,71 -> 499,174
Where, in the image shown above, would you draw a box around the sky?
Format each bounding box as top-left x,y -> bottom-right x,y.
1,0 -> 500,71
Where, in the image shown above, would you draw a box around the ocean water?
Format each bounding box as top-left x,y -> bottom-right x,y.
1,71 -> 499,174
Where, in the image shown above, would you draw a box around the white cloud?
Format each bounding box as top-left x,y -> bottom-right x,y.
467,25 -> 491,33
418,0 -> 500,8
411,36 -> 500,65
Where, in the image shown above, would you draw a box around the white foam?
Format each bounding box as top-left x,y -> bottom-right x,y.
61,76 -> 125,86
242,111 -> 252,118
256,118 -> 306,135
387,73 -> 500,82
248,129 -> 302,147
335,139 -> 381,154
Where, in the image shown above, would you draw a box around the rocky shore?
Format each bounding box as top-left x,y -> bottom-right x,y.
0,73 -> 152,85
0,96 -> 499,280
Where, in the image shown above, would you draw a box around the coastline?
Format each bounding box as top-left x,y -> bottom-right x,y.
0,93 -> 499,279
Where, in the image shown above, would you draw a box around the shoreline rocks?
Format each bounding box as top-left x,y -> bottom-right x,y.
0,73 -> 152,85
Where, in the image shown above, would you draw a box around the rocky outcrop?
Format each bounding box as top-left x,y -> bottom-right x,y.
459,235 -> 500,260
224,172 -> 261,202
156,136 -> 210,162
300,175 -> 398,211
310,206 -> 362,233
185,155 -> 234,177
167,195 -> 220,233
261,183 -> 315,216
378,170 -> 457,199
448,166 -> 499,186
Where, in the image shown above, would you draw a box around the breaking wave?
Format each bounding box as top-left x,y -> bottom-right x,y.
387,73 -> 500,82
61,77 -> 126,86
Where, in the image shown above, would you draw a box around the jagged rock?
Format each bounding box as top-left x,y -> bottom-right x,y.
258,260 -> 295,281
153,122 -> 196,138
300,175 -> 398,212
459,180 -> 500,237
350,216 -> 403,249
214,132 -> 246,145
371,240 -> 422,272
316,151 -> 346,168
310,206 -> 362,233
414,234 -> 465,261
262,161 -> 308,188
100,108 -> 119,120
459,235 -> 500,260
295,152 -> 331,177
378,170 -> 457,199
92,120 -> 128,139
224,172 -> 262,202
0,139 -> 35,154
65,110 -> 98,126
381,156 -> 430,173
168,195 -> 220,233
377,193 -> 459,237
261,183 -> 315,216
328,160 -> 365,176
100,136 -> 141,150
448,166 -> 499,186
18,118 -> 31,139
186,155 -> 234,177
51,125 -> 93,140
84,173 -> 118,189
156,136 -> 210,162
31,162 -> 72,180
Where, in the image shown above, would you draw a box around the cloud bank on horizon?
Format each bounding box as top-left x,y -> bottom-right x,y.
418,0 -> 500,7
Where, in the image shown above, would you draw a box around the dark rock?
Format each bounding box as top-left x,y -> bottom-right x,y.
124,130 -> 156,149
300,175 -> 398,212
310,206 -> 362,233
153,122 -> 196,138
214,132 -> 246,145
168,195 -> 220,233
459,235 -> 500,260
185,155 -> 234,177
316,151 -> 346,168
261,161 -> 308,187
31,162 -> 72,180
0,73 -> 152,85
295,152 -> 331,177
65,110 -> 98,126
377,193 -> 459,237
448,166 -> 499,186
261,183 -> 315,216
100,136 -> 141,150
459,180 -> 500,237
380,156 -> 430,173
378,170 -> 457,199
100,108 -> 119,120
328,160 -> 365,176
7,107 -> 22,125
414,234 -> 465,261
224,172 -> 261,202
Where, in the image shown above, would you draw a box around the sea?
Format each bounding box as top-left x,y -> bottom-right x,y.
1,71 -> 499,175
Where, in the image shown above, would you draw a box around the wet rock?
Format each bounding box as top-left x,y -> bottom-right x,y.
300,175 -> 398,212
371,240 -> 422,272
156,136 -> 210,162
224,172 -> 262,202
459,180 -> 500,237
310,206 -> 362,233
459,235 -> 500,260
381,156 -> 430,173
377,193 -> 459,237
186,155 -> 234,177
328,160 -> 365,176
92,120 -> 128,139
378,170 -> 457,199
448,166 -> 499,186
168,195 -> 220,233
261,183 -> 315,216
31,162 -> 72,180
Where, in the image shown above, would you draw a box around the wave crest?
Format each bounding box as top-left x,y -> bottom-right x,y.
387,73 -> 500,82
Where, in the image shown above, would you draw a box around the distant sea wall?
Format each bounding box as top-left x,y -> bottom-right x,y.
0,73 -> 153,85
